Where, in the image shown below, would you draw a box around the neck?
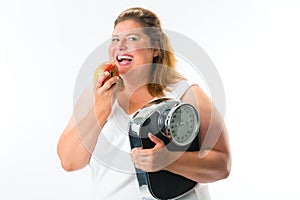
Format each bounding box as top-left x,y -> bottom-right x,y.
118,84 -> 154,115
117,65 -> 155,114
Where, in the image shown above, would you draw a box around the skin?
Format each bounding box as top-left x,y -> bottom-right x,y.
57,20 -> 231,183
131,85 -> 231,183
109,20 -> 158,76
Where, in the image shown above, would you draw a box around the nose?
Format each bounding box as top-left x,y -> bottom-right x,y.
117,38 -> 127,51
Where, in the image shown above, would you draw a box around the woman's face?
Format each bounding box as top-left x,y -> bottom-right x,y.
109,20 -> 157,76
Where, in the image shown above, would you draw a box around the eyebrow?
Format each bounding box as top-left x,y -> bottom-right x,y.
112,32 -> 142,37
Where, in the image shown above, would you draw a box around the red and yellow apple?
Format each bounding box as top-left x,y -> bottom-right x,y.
94,62 -> 119,85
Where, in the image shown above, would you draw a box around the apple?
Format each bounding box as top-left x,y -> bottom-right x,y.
94,62 -> 119,85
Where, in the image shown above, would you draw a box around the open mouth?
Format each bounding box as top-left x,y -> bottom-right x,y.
116,54 -> 133,66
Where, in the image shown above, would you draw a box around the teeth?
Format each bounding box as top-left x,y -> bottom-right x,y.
117,55 -> 133,61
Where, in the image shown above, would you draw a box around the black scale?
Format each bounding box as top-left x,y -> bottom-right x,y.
128,98 -> 200,199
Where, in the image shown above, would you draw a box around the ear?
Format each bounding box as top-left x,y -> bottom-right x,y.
153,49 -> 159,57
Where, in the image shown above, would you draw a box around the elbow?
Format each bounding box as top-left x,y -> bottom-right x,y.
57,148 -> 89,172
202,166 -> 230,183
57,142 -> 89,172
58,153 -> 74,172
57,147 -> 77,172
193,161 -> 231,183
214,154 -> 231,182
61,162 -> 77,172
58,154 -> 85,172
204,153 -> 231,183
217,163 -> 231,181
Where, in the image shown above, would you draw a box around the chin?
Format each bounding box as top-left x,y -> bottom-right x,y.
117,68 -> 128,76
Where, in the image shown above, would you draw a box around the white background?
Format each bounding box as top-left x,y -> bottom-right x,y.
1,0 -> 300,199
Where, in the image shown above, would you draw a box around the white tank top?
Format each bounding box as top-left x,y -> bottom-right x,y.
89,80 -> 211,200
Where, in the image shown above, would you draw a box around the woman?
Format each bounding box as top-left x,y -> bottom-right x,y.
57,7 -> 231,200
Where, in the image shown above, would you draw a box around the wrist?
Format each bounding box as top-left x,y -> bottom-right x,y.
163,151 -> 182,171
93,106 -> 110,126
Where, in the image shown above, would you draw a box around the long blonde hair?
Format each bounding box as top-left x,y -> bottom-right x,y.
114,7 -> 185,97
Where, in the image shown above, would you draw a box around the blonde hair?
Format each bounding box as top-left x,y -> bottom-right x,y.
114,7 -> 185,97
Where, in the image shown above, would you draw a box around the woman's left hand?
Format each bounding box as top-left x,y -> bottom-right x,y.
131,133 -> 178,172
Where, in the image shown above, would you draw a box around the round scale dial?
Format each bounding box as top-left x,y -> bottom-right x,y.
167,104 -> 199,146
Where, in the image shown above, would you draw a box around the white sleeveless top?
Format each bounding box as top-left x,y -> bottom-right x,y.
89,80 -> 211,200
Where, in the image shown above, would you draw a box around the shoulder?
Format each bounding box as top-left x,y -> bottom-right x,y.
181,84 -> 212,114
164,80 -> 190,99
165,80 -> 211,108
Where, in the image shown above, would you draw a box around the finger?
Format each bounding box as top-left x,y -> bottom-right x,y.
148,133 -> 165,148
101,76 -> 119,91
94,71 -> 110,91
131,156 -> 149,169
131,147 -> 147,158
133,162 -> 147,171
131,148 -> 151,162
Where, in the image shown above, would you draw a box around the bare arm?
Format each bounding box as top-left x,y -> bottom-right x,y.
131,85 -> 231,183
57,110 -> 103,171
57,73 -> 119,171
165,85 -> 231,183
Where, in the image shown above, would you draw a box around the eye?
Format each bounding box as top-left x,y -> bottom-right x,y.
111,37 -> 119,42
128,35 -> 139,41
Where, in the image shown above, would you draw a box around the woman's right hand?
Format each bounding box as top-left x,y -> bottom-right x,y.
57,64 -> 121,172
94,70 -> 120,120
